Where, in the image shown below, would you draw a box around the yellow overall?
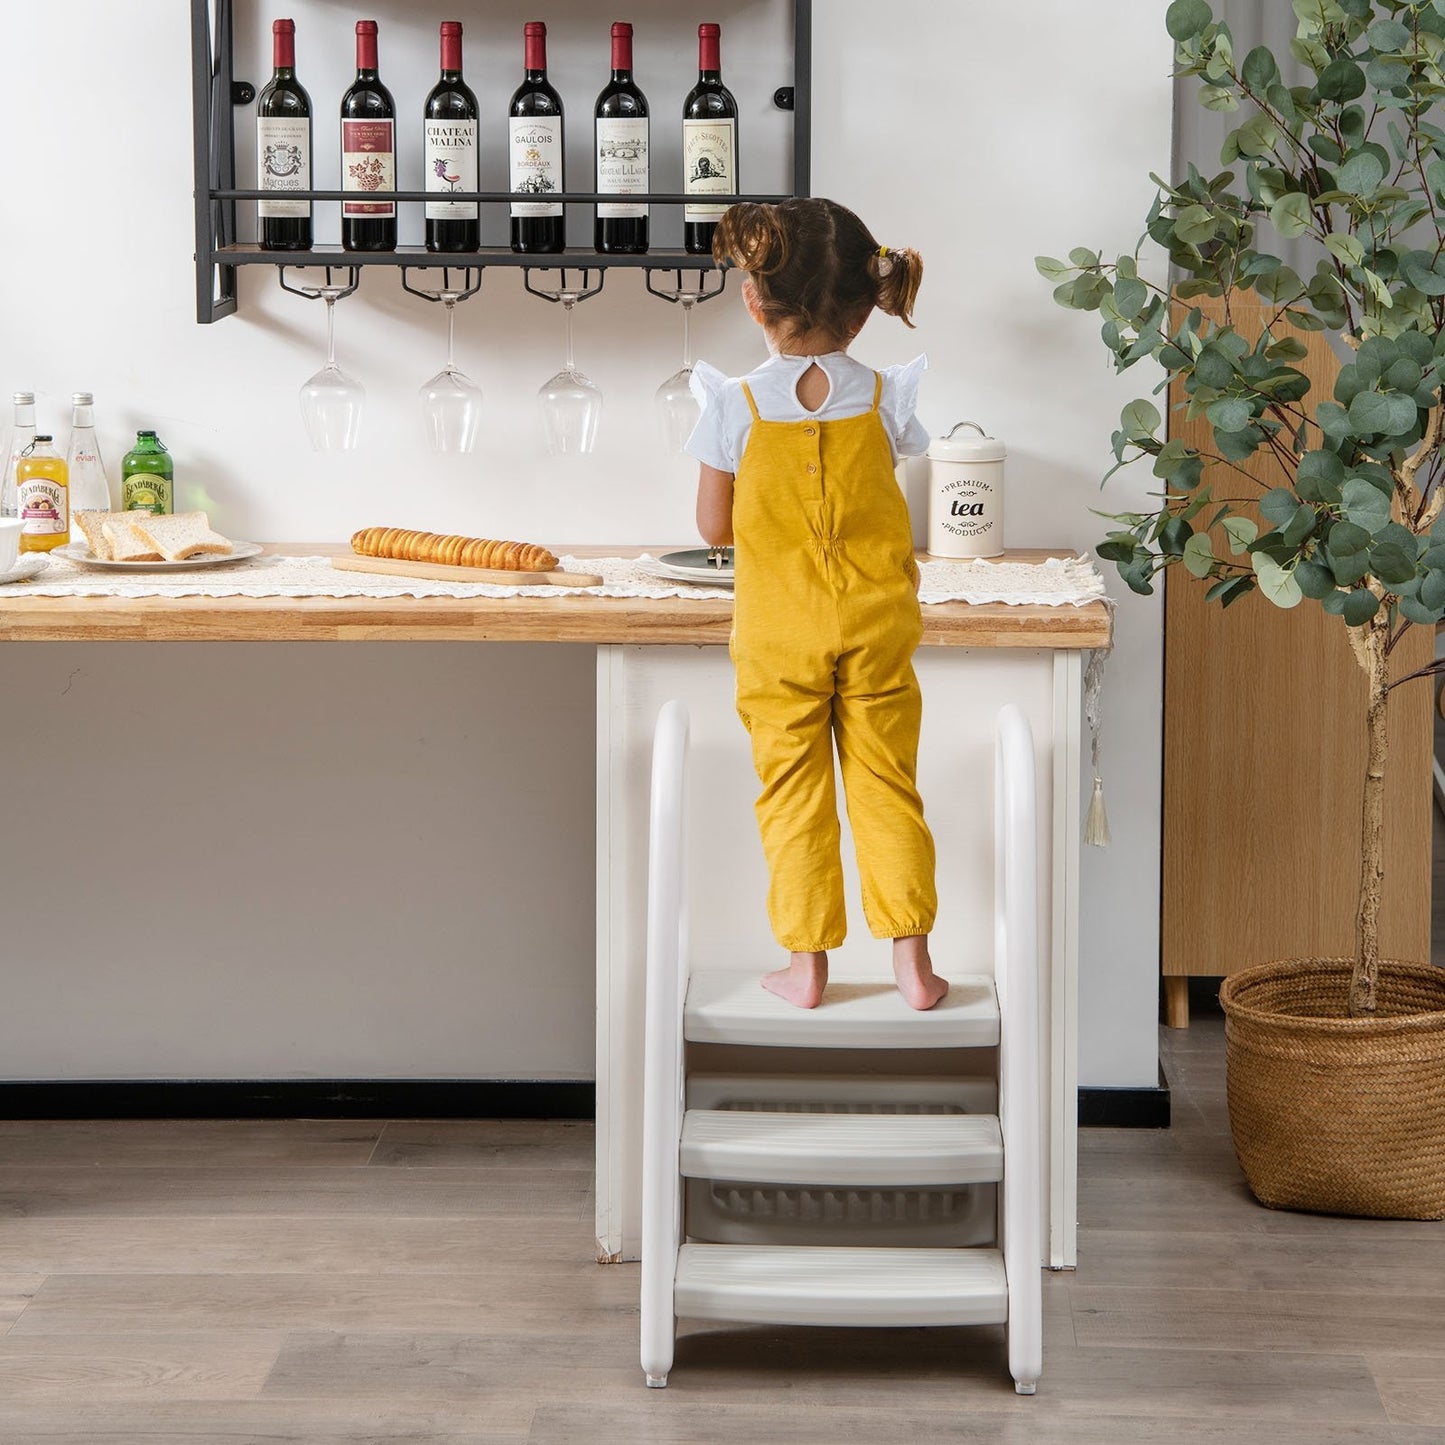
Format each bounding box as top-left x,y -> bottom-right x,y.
731,372 -> 937,951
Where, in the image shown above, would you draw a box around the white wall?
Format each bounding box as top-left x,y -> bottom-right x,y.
0,0 -> 1169,1086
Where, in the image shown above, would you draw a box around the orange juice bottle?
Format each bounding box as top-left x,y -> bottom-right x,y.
17,435 -> 70,553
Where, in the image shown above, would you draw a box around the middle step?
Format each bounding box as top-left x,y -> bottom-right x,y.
680,1108 -> 1005,1187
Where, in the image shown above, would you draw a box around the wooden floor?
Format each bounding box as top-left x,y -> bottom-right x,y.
0,1030 -> 1441,1444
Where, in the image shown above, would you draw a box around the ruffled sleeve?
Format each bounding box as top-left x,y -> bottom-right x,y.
880,353 -> 930,459
684,359 -> 738,472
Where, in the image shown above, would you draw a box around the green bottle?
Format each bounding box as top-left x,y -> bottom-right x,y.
121,430 -> 174,514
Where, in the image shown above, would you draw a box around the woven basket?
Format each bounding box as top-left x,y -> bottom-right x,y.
1219,958 -> 1445,1219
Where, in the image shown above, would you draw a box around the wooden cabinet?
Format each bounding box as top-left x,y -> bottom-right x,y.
1161,303 -> 1432,1025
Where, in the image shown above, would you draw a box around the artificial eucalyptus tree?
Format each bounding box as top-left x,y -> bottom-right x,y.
1041,0 -> 1445,1016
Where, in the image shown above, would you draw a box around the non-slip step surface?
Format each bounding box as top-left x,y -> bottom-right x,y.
680,1108 -> 1004,1187
684,969 -> 1000,1048
673,1244 -> 1009,1327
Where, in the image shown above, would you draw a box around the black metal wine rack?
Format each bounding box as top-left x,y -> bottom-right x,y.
190,0 -> 813,323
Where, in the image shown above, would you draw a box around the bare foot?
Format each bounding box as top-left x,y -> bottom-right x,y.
893,935 -> 949,1011
761,951 -> 828,1009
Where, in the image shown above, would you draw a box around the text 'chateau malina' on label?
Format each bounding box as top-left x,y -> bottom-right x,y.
341,19 -> 397,252
256,18 -> 312,250
509,21 -> 565,253
425,20 -> 479,252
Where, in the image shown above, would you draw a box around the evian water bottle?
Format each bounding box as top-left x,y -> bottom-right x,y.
926,421 -> 1005,558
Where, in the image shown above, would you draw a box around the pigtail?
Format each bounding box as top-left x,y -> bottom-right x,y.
871,246 -> 923,329
711,202 -> 790,276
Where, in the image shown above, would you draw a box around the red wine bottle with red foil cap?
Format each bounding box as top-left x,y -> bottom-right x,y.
509,21 -> 565,253
341,20 -> 396,252
425,21 -> 479,253
256,18 -> 312,251
594,21 -> 649,255
683,23 -> 737,256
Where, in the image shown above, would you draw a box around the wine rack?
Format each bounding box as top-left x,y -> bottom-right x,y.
190,0 -> 812,323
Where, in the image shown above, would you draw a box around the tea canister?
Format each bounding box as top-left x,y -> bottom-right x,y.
927,421 -> 1005,558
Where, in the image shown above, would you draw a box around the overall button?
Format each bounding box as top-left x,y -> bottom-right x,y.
805,463 -> 818,474
804,425 -> 817,436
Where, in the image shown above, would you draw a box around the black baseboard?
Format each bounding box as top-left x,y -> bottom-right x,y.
0,1076 -> 1169,1127
1077,1070 -> 1172,1129
0,1079 -> 595,1120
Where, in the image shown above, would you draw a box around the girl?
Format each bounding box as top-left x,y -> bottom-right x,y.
686,197 -> 947,1012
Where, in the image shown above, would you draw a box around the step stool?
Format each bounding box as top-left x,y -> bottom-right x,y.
640,701 -> 1043,1395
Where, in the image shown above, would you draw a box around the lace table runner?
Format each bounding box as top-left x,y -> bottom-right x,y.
0,552 -> 1107,607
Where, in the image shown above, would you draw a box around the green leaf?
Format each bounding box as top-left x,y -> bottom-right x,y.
1254,554 -> 1304,608
1402,250 -> 1445,296
1120,398 -> 1161,440
1342,588 -> 1381,625
1173,204 -> 1218,245
1199,85 -> 1240,112
1328,520 -> 1372,557
1422,569 -> 1445,609
1400,594 -> 1444,624
1282,502 -> 1318,547
1342,476 -> 1393,533
1235,113 -> 1281,158
1221,516 -> 1258,553
1317,58 -> 1367,102
1260,487 -> 1300,527
1270,193 -> 1314,239
1349,390 -> 1393,433
1192,342 -> 1236,389
1366,17 -> 1413,51
1295,559 -> 1337,598
1368,540 -> 1416,584
1207,396 -> 1254,432
1316,400 -> 1352,440
1112,276 -> 1148,315
1069,247 -> 1100,268
1293,0 -> 1346,33
1383,391 -> 1420,434
1324,233 -> 1365,268
1335,151 -> 1386,194
1242,45 -> 1280,91
1035,256 -> 1073,283
1167,0 -> 1214,40
1182,532 -> 1215,577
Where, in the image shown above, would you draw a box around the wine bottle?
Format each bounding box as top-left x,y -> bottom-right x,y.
683,23 -> 737,256
509,21 -> 565,254
341,19 -> 396,252
594,21 -> 649,255
256,18 -> 312,251
425,20 -> 479,253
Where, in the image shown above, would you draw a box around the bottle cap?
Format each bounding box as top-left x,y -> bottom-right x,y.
699,23 -> 721,37
273,18 -> 294,34
612,21 -> 632,36
137,429 -> 157,438
33,434 -> 53,443
356,19 -> 378,35
441,20 -> 462,36
525,21 -> 546,37
13,391 -> 34,405
71,392 -> 94,406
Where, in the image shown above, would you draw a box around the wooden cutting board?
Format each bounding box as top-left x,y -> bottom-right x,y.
332,554 -> 604,588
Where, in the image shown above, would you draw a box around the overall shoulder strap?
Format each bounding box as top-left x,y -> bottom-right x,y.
870,371 -> 884,412
739,381 -> 762,421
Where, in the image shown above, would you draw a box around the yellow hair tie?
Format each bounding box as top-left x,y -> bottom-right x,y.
877,246 -> 889,258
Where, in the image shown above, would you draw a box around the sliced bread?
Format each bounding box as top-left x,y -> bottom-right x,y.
102,515 -> 164,562
132,511 -> 233,562
73,510 -> 125,560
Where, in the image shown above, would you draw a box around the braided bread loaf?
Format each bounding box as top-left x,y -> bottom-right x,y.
351,527 -> 558,572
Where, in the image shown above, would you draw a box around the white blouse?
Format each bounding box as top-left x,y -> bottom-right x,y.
685,351 -> 930,474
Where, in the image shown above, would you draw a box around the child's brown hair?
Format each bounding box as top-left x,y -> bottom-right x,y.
711,197 -> 922,343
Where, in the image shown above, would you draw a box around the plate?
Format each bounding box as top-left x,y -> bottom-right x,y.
53,540 -> 265,570
0,554 -> 49,585
652,547 -> 734,588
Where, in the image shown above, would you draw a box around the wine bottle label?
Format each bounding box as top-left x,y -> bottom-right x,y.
18,479 -> 67,536
257,116 -> 311,218
342,119 -> 396,217
596,117 -> 649,219
425,119 -> 479,220
684,118 -> 736,222
509,117 -> 563,217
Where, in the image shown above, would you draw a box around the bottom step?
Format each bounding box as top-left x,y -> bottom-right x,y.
674,1244 -> 1008,1328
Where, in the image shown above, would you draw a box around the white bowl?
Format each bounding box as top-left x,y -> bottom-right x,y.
0,518 -> 21,574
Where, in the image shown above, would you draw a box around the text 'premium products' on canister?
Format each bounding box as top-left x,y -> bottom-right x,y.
926,421 -> 1005,558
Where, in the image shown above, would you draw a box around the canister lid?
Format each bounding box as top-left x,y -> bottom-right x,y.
928,421 -> 1006,463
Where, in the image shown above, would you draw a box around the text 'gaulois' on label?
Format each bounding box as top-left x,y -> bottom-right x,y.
510,116 -> 563,217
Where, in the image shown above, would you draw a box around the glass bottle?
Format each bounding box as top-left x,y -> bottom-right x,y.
3,390 -> 37,520
121,430 -> 174,514
17,435 -> 70,553
66,392 -> 113,515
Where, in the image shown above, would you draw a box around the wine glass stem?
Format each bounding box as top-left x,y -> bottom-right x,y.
445,301 -> 457,372
681,298 -> 693,369
563,300 -> 576,372
325,297 -> 337,368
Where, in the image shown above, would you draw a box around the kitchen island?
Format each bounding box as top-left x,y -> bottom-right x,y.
0,543 -> 1108,1268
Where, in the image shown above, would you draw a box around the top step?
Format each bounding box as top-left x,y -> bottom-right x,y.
684,969 -> 1000,1049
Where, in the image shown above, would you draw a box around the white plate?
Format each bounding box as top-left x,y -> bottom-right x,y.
652,548 -> 734,588
53,540 -> 265,570
0,554 -> 49,585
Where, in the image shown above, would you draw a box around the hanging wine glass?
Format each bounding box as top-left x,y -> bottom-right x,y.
299,286 -> 365,451
420,292 -> 483,453
538,292 -> 602,456
654,293 -> 701,453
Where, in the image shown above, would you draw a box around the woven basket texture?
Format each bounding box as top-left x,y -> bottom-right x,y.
1219,958 -> 1445,1220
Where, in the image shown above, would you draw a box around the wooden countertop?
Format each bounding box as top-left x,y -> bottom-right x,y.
0,544 -> 1112,648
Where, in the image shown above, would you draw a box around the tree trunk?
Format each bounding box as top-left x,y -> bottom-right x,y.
1350,616 -> 1390,1016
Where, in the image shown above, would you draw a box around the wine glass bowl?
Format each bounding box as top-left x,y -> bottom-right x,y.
420,293 -> 483,453
299,288 -> 365,451
654,293 -> 700,453
538,294 -> 602,456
